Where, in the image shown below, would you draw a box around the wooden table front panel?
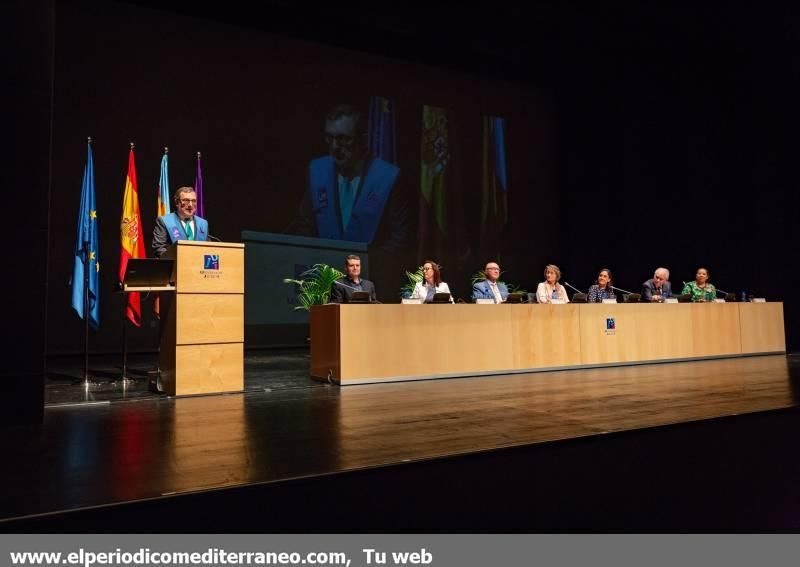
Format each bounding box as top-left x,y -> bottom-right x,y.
739,302 -> 786,353
339,304 -> 515,380
510,305 -> 582,368
313,303 -> 785,384
690,303 -> 742,357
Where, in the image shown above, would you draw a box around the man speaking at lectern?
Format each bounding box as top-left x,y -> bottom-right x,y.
152,187 -> 209,257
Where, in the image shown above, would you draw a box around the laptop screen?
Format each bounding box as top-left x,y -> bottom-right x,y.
123,259 -> 175,287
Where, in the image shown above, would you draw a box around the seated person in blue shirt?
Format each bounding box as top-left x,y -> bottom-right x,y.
587,268 -> 616,303
471,261 -> 509,303
329,254 -> 376,303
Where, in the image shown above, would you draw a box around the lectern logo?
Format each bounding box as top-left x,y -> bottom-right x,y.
204,255 -> 219,270
605,317 -> 616,336
200,255 -> 221,278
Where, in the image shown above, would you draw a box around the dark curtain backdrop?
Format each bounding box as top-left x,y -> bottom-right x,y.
4,0 -> 53,423
556,5 -> 800,350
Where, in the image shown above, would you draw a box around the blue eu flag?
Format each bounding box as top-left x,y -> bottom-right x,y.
71,142 -> 100,328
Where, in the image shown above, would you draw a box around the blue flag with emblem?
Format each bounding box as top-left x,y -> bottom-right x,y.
71,141 -> 100,328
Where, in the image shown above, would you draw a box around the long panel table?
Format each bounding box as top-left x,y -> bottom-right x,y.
310,302 -> 785,385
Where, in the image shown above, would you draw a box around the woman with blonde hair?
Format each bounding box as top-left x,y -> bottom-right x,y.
536,264 -> 570,304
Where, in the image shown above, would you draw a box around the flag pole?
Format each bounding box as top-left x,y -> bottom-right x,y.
195,151 -> 204,219
118,142 -> 135,386
82,137 -> 98,389
121,303 -> 128,382
83,227 -> 90,385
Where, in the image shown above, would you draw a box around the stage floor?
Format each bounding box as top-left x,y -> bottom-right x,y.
6,353 -> 800,525
44,348 -> 321,405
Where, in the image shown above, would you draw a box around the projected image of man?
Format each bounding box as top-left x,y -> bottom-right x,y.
294,104 -> 407,250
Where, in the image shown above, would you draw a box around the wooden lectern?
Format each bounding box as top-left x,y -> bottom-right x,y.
159,240 -> 245,396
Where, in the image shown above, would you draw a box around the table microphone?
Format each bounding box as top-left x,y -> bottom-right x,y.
562,281 -> 585,295
333,279 -> 374,303
333,279 -> 360,290
610,285 -> 636,295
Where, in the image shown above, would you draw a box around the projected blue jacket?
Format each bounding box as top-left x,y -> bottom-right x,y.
308,156 -> 399,243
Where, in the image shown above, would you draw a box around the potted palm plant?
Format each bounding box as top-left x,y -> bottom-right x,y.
400,266 -> 424,299
283,263 -> 345,311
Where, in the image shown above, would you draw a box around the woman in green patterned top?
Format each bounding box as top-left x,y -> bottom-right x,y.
681,267 -> 717,302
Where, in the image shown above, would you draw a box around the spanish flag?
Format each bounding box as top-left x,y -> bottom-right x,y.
119,146 -> 146,326
417,105 -> 449,261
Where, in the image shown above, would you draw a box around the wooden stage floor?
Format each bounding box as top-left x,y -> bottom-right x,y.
3,354 -> 799,525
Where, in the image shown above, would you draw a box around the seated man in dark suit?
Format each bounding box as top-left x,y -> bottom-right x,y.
471,261 -> 509,303
329,254 -> 377,303
642,267 -> 673,302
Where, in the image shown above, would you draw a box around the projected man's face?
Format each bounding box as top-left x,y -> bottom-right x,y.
325,115 -> 361,173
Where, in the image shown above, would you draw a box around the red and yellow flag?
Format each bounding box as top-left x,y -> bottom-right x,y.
119,147 -> 146,326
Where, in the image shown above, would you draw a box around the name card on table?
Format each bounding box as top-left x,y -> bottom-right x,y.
475,299 -> 495,305
602,298 -> 617,304
401,298 -> 423,304
713,299 -> 726,303
664,298 -> 679,303
550,299 -> 566,304
751,298 -> 767,303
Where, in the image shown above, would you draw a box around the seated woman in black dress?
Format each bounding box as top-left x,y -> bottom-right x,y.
587,268 -> 616,303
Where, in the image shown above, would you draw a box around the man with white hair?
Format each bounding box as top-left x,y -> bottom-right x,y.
471,261 -> 509,303
642,267 -> 672,302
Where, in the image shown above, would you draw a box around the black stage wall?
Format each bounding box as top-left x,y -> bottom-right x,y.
4,0 -> 54,424
8,1 -> 800,422
558,6 -> 800,351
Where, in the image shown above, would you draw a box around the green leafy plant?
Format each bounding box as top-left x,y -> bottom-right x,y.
400,266 -> 424,298
471,270 -> 526,294
283,263 -> 345,311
